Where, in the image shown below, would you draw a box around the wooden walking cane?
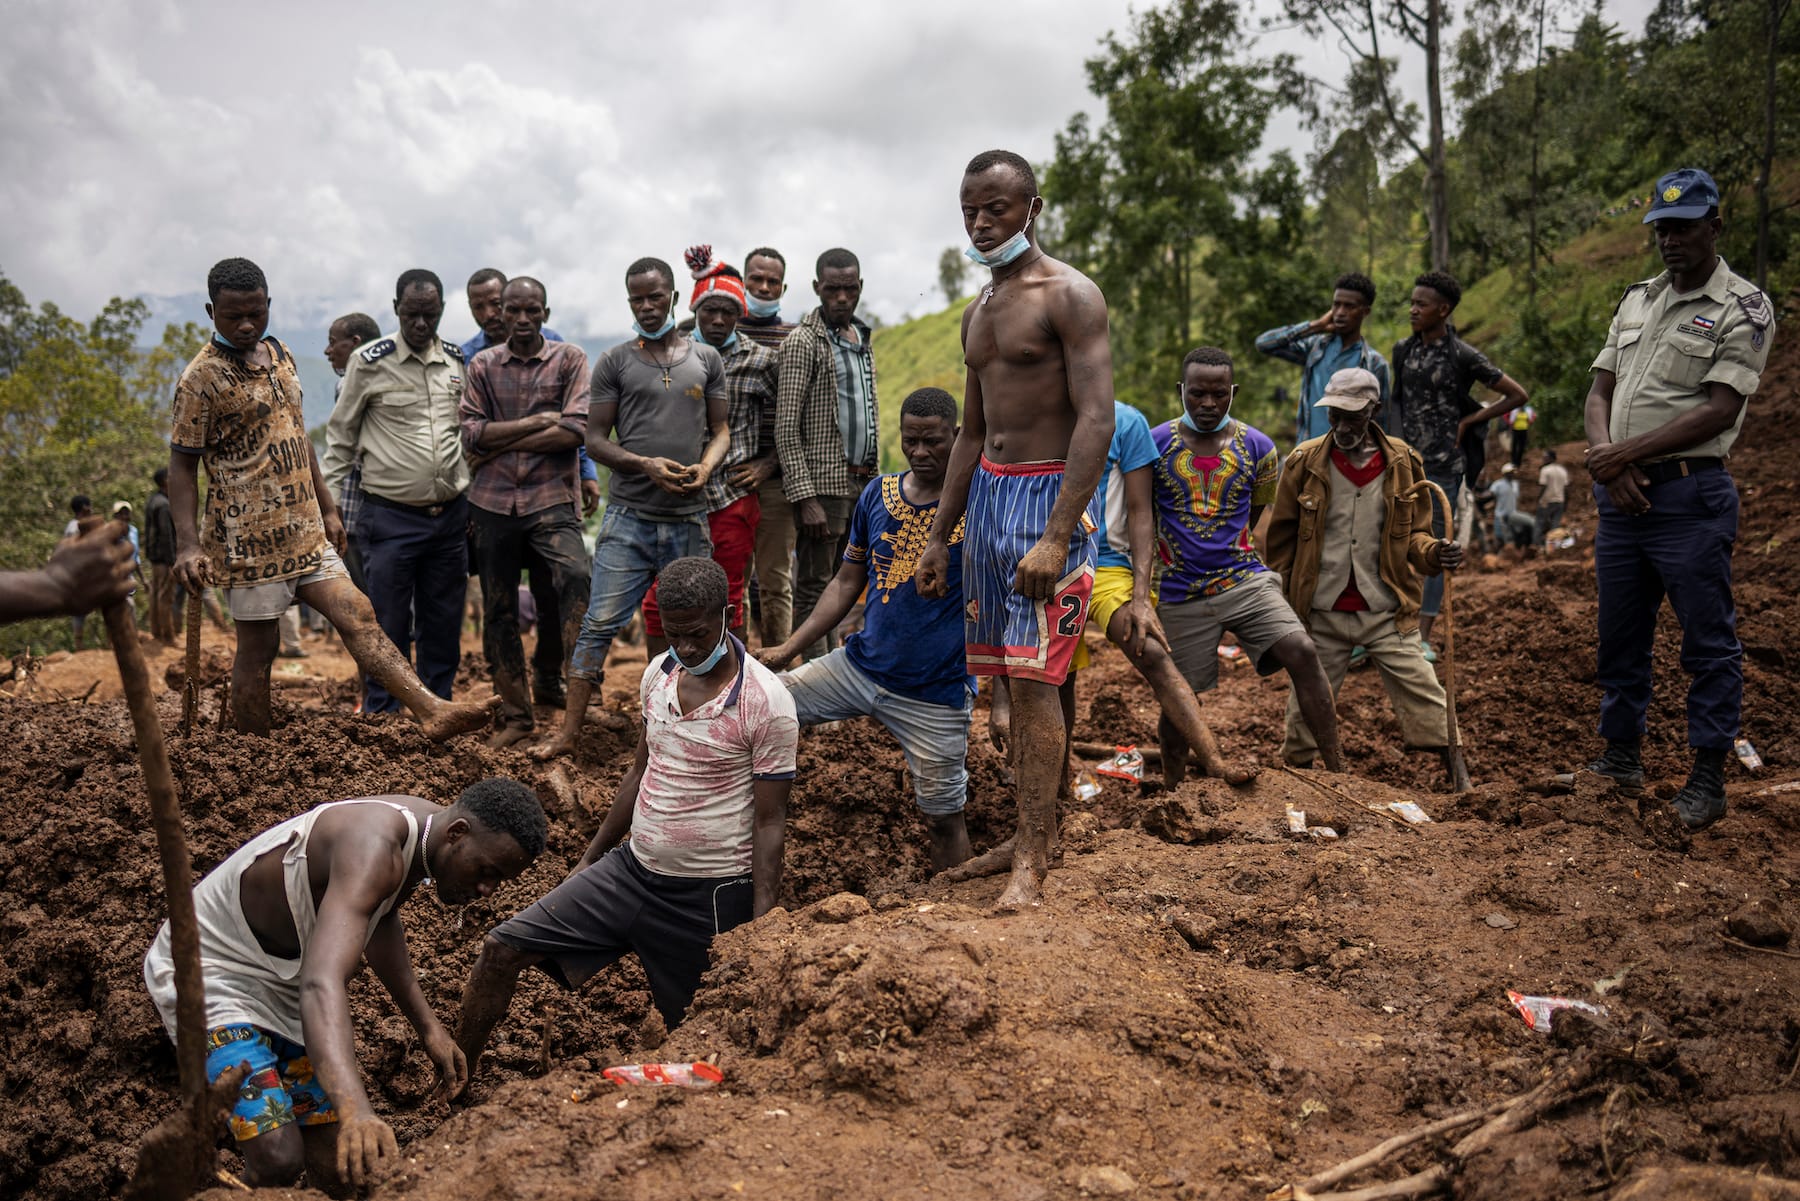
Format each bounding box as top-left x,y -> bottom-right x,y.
85,521 -> 222,1198
1403,480 -> 1474,793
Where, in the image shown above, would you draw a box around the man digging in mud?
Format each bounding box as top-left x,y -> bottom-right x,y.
141,779 -> 548,1192
761,387 -> 977,872
459,558 -> 798,1075
915,149 -> 1114,910
169,258 -> 496,741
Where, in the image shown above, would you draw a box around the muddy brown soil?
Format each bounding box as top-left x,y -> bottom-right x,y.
5,341 -> 1800,1200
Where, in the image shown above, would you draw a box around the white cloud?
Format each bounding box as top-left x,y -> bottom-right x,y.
1,0 -> 1660,344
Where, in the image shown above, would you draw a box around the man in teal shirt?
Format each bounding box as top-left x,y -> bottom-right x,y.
1256,271 -> 1391,443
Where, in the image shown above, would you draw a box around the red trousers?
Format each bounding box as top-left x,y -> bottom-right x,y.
642,492 -> 761,636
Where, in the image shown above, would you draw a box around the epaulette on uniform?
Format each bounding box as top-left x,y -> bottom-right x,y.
1612,279 -> 1653,318
442,338 -> 463,360
359,337 -> 397,364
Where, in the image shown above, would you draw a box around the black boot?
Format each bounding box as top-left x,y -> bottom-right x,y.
1555,737 -> 1644,793
1671,747 -> 1728,831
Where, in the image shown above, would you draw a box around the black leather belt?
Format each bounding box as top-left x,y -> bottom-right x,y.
1639,457 -> 1723,485
364,493 -> 458,518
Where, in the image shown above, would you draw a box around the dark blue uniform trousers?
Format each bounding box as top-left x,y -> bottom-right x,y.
357,494 -> 468,712
1594,470 -> 1741,750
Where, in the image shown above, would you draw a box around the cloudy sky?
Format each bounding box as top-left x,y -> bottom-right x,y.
2,0 -> 1655,347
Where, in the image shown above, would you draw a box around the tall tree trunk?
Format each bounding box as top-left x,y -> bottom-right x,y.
1756,0 -> 1789,289
1527,0 -> 1547,301
1425,0 -> 1451,271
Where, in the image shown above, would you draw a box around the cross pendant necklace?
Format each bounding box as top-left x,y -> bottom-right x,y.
640,339 -> 673,389
981,283 -> 995,306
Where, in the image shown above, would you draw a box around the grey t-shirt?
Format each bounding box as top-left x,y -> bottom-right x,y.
591,339 -> 727,517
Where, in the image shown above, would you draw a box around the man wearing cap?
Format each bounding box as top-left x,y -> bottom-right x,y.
642,248 -> 779,653
324,269 -> 472,713
1563,167 -> 1775,831
1265,367 -> 1467,785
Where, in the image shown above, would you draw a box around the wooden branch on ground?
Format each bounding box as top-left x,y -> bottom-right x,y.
1269,1052 -> 1598,1201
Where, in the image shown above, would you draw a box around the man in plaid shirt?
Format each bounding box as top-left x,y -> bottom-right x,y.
458,276 -> 593,748
777,247 -> 879,661
643,249 -> 778,650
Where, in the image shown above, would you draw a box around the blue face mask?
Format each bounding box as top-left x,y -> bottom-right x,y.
633,314 -> 676,340
212,331 -> 246,350
692,328 -> 738,352
1180,410 -> 1234,434
746,294 -> 782,319
965,198 -> 1042,269
672,616 -> 730,675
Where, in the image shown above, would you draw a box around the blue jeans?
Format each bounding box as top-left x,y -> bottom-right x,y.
1420,469 -> 1462,620
781,650 -> 971,815
569,505 -> 710,681
356,495 -> 468,711
1594,471 -> 1740,750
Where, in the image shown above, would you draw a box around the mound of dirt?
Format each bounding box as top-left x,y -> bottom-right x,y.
5,330 -> 1800,1201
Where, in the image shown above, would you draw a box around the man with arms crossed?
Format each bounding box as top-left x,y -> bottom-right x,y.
461,559 -> 797,1067
762,387 -> 975,871
143,780 -> 546,1190
916,149 -> 1114,910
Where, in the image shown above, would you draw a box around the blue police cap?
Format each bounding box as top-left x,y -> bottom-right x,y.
1644,168 -> 1719,224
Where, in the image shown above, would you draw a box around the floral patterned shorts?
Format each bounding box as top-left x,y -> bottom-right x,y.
205,1025 -> 337,1141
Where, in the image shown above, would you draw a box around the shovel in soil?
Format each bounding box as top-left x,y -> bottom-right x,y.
80,520 -> 220,1201
1402,479 -> 1473,793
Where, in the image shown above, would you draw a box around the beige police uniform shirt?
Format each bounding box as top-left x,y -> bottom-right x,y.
1591,256 -> 1773,461
323,334 -> 471,507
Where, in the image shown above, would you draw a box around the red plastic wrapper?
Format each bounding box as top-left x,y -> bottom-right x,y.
1095,745 -> 1144,783
602,1061 -> 724,1088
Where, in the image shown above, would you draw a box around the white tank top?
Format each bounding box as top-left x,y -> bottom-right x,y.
143,798 -> 419,1045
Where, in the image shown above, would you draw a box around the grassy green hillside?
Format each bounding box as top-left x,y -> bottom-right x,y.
870,298 -> 974,470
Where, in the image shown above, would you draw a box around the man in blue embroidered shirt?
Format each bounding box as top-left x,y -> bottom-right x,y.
759,388 -> 973,872
1255,272 -> 1391,444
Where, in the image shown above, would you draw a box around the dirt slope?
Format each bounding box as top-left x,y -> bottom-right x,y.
2,336 -> 1798,1200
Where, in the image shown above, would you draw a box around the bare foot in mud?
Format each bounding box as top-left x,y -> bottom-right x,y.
1209,760 -> 1260,787
419,696 -> 500,742
994,858 -> 1046,910
528,734 -> 577,763
486,724 -> 535,751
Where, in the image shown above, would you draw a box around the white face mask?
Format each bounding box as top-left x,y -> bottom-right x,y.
965,198 -> 1042,269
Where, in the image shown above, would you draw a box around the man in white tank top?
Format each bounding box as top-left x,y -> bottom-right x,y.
143,778 -> 547,1191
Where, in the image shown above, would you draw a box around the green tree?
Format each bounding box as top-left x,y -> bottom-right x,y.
937,247 -> 971,306
1046,0 -> 1297,410
0,271 -> 203,654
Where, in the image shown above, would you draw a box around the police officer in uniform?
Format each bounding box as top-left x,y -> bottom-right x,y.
323,268 -> 472,713
1567,168 -> 1775,830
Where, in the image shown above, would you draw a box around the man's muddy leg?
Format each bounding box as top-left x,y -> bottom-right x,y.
530,676 -> 595,762
300,576 -> 495,741
1116,619 -> 1255,785
457,935 -> 542,1083
1271,630 -> 1345,772
237,1121 -> 305,1188
230,617 -> 279,736
997,677 -> 1064,909
299,1124 -> 350,1198
927,813 -> 972,873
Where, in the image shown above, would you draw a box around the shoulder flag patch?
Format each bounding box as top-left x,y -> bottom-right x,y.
1691,314 -> 1715,330
359,337 -> 397,364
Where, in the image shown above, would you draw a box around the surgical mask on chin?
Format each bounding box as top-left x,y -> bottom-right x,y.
965,199 -> 1042,269
746,294 -> 782,319
212,331 -> 247,350
1179,389 -> 1235,434
692,328 -> 738,352
633,314 -> 676,340
672,616 -> 730,675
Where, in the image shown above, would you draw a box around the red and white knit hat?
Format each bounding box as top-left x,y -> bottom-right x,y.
685,245 -> 747,315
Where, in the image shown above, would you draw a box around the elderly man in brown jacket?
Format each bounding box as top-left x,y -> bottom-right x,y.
1264,367 -> 1464,777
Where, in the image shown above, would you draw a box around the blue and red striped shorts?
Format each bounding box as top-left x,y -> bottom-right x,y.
963,456 -> 1097,686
